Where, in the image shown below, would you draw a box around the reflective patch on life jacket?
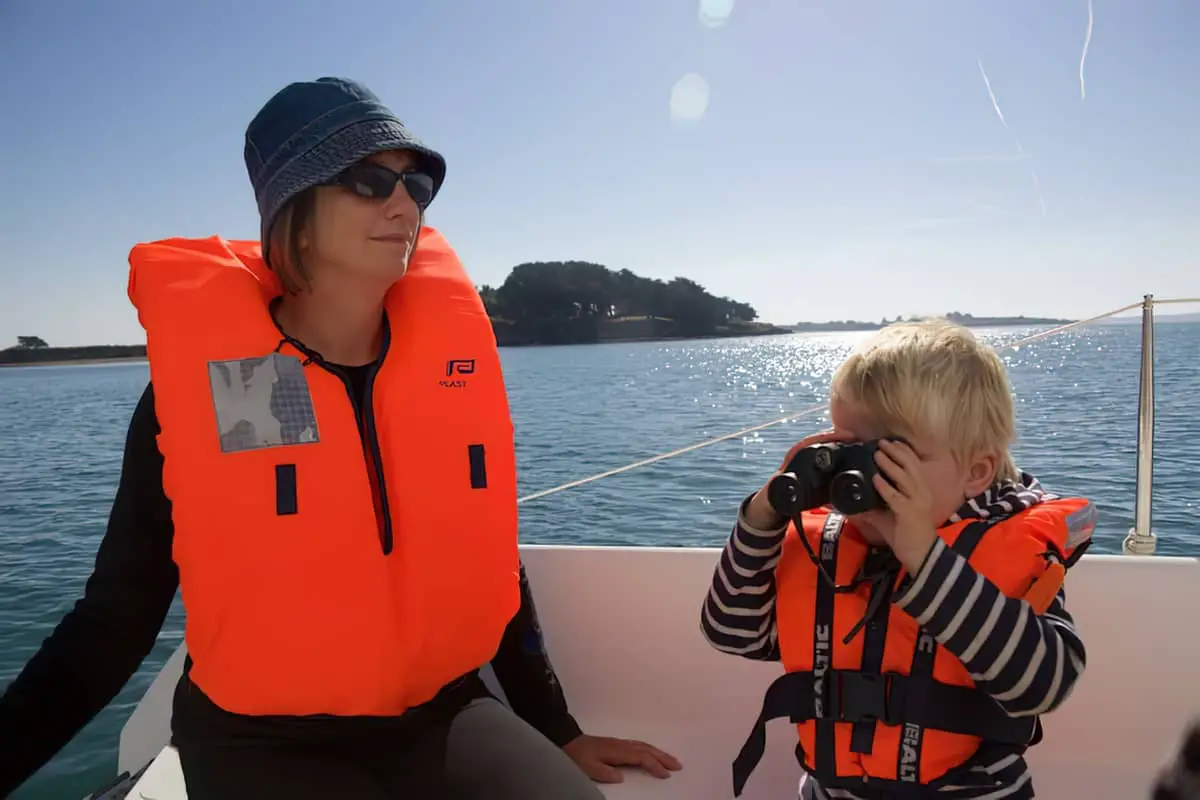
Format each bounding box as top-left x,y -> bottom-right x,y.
208,353 -> 320,452
1063,501 -> 1097,550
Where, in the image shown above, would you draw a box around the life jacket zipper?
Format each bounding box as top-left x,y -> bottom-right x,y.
322,359 -> 395,556
359,364 -> 394,555
271,310 -> 396,556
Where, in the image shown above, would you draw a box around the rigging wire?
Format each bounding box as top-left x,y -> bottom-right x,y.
517,298 -> 1176,505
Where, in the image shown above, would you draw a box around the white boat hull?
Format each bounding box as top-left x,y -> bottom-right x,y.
112,545 -> 1200,799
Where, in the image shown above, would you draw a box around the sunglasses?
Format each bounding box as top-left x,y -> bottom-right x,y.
323,163 -> 436,209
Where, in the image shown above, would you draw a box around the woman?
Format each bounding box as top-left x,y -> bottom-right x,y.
0,76 -> 678,799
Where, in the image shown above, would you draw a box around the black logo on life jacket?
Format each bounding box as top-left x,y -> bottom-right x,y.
899,631 -> 937,782
442,358 -> 476,388
812,622 -> 831,718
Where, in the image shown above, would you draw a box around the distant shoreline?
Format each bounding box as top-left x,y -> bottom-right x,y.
783,316 -> 1075,333
0,328 -> 791,367
0,329 -> 791,367
0,356 -> 149,369
10,315 -> 1182,367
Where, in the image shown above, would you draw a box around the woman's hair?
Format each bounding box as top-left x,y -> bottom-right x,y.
829,318 -> 1019,483
265,188 -> 316,293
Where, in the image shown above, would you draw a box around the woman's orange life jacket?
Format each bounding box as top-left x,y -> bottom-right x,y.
731,498 -> 1093,796
126,227 -> 521,717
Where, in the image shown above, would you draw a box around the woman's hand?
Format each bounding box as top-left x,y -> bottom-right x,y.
562,733 -> 682,783
744,429 -> 855,530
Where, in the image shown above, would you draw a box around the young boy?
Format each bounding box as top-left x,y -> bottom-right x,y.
702,319 -> 1093,799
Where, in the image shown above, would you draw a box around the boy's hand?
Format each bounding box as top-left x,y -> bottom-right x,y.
744,430 -> 854,530
872,438 -> 939,574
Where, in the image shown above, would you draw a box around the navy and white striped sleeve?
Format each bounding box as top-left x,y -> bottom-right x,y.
893,537 -> 1087,717
699,495 -> 787,661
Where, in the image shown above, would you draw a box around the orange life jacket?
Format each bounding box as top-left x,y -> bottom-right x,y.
732,498 -> 1094,797
127,227 -> 521,717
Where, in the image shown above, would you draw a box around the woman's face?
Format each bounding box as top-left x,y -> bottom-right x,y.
303,149 -> 431,287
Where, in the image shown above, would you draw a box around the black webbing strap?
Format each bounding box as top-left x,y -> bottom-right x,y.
892,518 -> 994,784
731,668 -> 1036,795
811,513 -> 842,782
850,563 -> 894,755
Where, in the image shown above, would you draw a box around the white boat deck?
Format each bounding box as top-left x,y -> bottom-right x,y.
111,544 -> 1200,799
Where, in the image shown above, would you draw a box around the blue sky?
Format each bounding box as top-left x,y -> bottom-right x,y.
2,0 -> 1198,346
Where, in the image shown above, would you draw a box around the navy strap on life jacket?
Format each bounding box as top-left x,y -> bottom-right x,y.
850,546 -> 895,757
731,518 -> 1040,798
811,512 -> 841,780
894,517 -> 995,786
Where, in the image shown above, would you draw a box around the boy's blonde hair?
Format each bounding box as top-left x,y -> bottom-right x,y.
829,318 -> 1019,483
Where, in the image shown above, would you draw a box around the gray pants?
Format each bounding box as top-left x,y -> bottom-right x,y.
178,696 -> 602,799
447,697 -> 604,799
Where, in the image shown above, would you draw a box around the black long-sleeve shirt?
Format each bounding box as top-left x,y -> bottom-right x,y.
0,378 -> 581,797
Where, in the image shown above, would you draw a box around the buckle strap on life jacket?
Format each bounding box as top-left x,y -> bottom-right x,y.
797,741 -> 1030,799
881,519 -> 994,787
850,567 -> 894,756
731,669 -> 1038,796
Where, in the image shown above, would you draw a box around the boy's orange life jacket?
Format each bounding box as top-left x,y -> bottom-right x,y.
731,498 -> 1094,796
127,228 -> 521,717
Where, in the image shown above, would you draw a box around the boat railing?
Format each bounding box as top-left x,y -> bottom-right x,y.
1122,295 -> 1200,554
516,295 -> 1200,555
1126,295 -> 1160,555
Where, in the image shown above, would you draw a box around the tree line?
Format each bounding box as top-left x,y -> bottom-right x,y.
2,261 -> 775,362
478,260 -> 765,345
0,337 -> 146,365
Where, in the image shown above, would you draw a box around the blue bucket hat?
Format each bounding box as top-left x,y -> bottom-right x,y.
244,76 -> 446,256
